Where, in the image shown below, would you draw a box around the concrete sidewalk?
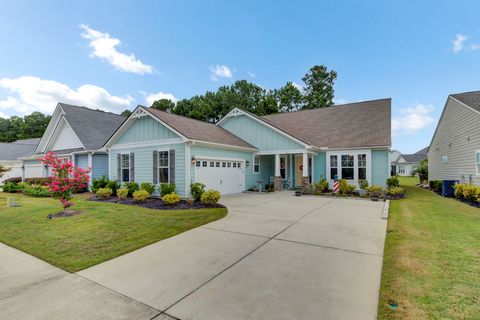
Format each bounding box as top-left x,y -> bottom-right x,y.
0,243 -> 164,320
79,193 -> 388,320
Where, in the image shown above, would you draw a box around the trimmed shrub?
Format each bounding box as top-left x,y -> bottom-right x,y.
124,182 -> 139,197
358,179 -> 369,190
162,192 -> 180,205
92,176 -> 108,193
366,185 -> 383,197
160,183 -> 176,197
23,185 -> 51,197
314,178 -> 329,193
386,187 -> 405,197
133,189 -> 149,202
106,180 -> 120,196
454,183 -> 465,199
200,189 -> 221,206
3,177 -> 22,184
140,182 -> 155,195
24,177 -> 51,185
117,188 -> 128,200
96,188 -> 113,199
17,182 -> 29,190
190,183 -> 205,202
3,182 -> 20,193
386,176 -> 399,189
338,179 -> 355,195
463,185 -> 477,202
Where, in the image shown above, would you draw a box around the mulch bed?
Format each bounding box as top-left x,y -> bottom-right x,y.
430,189 -> 480,208
89,196 -> 225,210
47,210 -> 83,219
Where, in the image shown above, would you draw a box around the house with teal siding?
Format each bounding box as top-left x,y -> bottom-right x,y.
19,103 -> 125,184
104,98 -> 391,197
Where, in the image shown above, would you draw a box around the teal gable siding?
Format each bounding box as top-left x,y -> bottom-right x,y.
220,115 -> 303,151
372,149 -> 389,187
75,155 -> 88,169
23,160 -> 40,165
92,154 -> 109,179
110,143 -> 186,197
190,145 -> 257,190
313,152 -> 326,182
116,116 -> 179,144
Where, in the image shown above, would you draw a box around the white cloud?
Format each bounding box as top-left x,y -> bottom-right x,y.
0,111 -> 8,118
80,24 -> 154,75
209,64 -> 233,81
0,76 -> 133,115
144,91 -> 177,106
452,34 -> 468,53
292,82 -> 304,92
247,71 -> 256,78
392,104 -> 435,135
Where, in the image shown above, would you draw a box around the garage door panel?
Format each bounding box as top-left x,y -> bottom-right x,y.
195,159 -> 245,195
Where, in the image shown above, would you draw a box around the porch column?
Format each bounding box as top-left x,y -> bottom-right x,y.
87,154 -> 93,186
302,152 -> 309,191
274,153 -> 282,191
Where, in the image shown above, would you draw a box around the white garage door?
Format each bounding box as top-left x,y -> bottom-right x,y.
24,165 -> 43,178
195,159 -> 245,195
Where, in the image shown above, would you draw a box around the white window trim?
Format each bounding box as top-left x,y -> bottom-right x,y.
253,155 -> 260,174
442,155 -> 448,164
475,150 -> 480,176
326,149 -> 372,184
157,149 -> 170,184
120,152 -> 131,183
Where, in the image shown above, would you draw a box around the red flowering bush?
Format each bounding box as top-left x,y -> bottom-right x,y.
39,152 -> 90,211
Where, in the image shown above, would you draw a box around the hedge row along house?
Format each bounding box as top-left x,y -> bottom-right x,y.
19,98 -> 392,197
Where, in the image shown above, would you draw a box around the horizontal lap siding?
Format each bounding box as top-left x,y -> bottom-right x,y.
92,154 -> 109,180
372,149 -> 388,187
220,114 -> 303,151
190,145 -> 256,190
110,144 -> 186,197
429,98 -> 480,184
75,155 -> 88,169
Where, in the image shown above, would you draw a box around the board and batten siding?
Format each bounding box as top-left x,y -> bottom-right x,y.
190,145 -> 256,190
429,97 -> 480,184
371,149 -> 389,187
313,152 -> 326,182
219,114 -> 303,151
115,116 -> 178,144
92,154 -> 109,179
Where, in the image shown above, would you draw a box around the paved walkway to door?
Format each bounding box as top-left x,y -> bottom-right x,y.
78,192 -> 388,320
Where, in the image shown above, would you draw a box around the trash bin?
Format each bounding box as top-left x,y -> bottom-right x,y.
441,180 -> 458,197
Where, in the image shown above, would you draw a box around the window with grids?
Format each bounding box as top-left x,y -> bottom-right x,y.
253,156 -> 260,173
476,151 -> 480,175
341,155 -> 354,180
358,154 -> 367,179
158,151 -> 169,183
330,155 -> 338,179
121,154 -> 130,182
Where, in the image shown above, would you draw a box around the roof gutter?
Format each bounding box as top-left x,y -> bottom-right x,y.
185,139 -> 258,153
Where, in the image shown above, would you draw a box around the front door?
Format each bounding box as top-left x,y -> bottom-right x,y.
294,155 -> 312,187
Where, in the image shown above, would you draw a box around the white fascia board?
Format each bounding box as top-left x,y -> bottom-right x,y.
34,104 -> 66,154
186,139 -> 257,153
216,108 -> 311,148
254,149 -> 317,155
44,117 -> 86,152
109,138 -> 184,151
325,145 -> 390,151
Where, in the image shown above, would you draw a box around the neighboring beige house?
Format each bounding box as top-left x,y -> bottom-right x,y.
0,138 -> 40,183
428,91 -> 480,185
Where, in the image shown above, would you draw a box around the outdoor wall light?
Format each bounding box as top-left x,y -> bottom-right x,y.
191,156 -> 196,165
246,160 -> 250,166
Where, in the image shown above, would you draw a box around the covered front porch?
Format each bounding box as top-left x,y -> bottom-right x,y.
252,151 -> 316,191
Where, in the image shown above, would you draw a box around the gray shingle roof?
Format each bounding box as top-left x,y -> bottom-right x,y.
402,153 -> 427,163
0,139 -> 40,161
147,107 -> 256,149
414,147 -> 428,154
451,91 -> 480,113
260,99 -> 391,149
59,103 -> 126,150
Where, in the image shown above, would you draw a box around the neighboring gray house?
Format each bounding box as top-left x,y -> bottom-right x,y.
429,91 -> 480,185
390,147 -> 427,176
19,103 -> 125,183
0,138 -> 40,183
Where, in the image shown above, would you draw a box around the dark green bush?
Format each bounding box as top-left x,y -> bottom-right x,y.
106,180 -> 120,196
124,182 -> 139,197
3,182 -> 20,193
92,176 -> 108,193
190,183 -> 205,202
24,177 -> 51,185
314,178 -> 329,193
386,176 -> 399,189
140,182 -> 155,195
23,185 -> 51,197
160,183 -> 176,197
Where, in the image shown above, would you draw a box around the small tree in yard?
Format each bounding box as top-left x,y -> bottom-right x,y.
413,158 -> 428,184
39,152 -> 90,212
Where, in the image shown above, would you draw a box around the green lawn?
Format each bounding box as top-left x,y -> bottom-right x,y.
378,177 -> 480,319
0,193 -> 227,272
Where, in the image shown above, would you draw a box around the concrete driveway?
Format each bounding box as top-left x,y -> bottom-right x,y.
79,192 -> 388,320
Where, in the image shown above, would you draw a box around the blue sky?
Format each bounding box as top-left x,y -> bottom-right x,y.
1,0 -> 480,153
